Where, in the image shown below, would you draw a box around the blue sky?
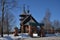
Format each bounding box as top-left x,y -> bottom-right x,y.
0,0 -> 60,30
13,0 -> 60,28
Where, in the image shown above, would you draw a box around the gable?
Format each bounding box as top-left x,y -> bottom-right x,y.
25,16 -> 39,26
25,18 -> 36,25
29,18 -> 36,23
21,15 -> 39,26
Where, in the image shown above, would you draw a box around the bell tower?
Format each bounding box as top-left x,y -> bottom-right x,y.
20,4 -> 30,25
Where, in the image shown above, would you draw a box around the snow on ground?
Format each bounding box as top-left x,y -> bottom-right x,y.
0,33 -> 60,40
24,37 -> 60,40
0,33 -> 30,40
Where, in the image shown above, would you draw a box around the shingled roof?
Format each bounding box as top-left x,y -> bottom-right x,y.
21,15 -> 39,26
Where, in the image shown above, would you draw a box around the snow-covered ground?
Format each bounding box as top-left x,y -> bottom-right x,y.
0,33 -> 60,40
0,33 -> 30,40
46,33 -> 60,37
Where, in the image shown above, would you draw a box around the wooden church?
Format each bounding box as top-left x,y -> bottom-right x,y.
20,6 -> 38,35
19,5 -> 45,37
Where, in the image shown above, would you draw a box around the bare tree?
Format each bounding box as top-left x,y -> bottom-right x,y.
0,0 -> 18,37
0,8 -> 16,34
41,9 -> 52,33
53,20 -> 60,30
